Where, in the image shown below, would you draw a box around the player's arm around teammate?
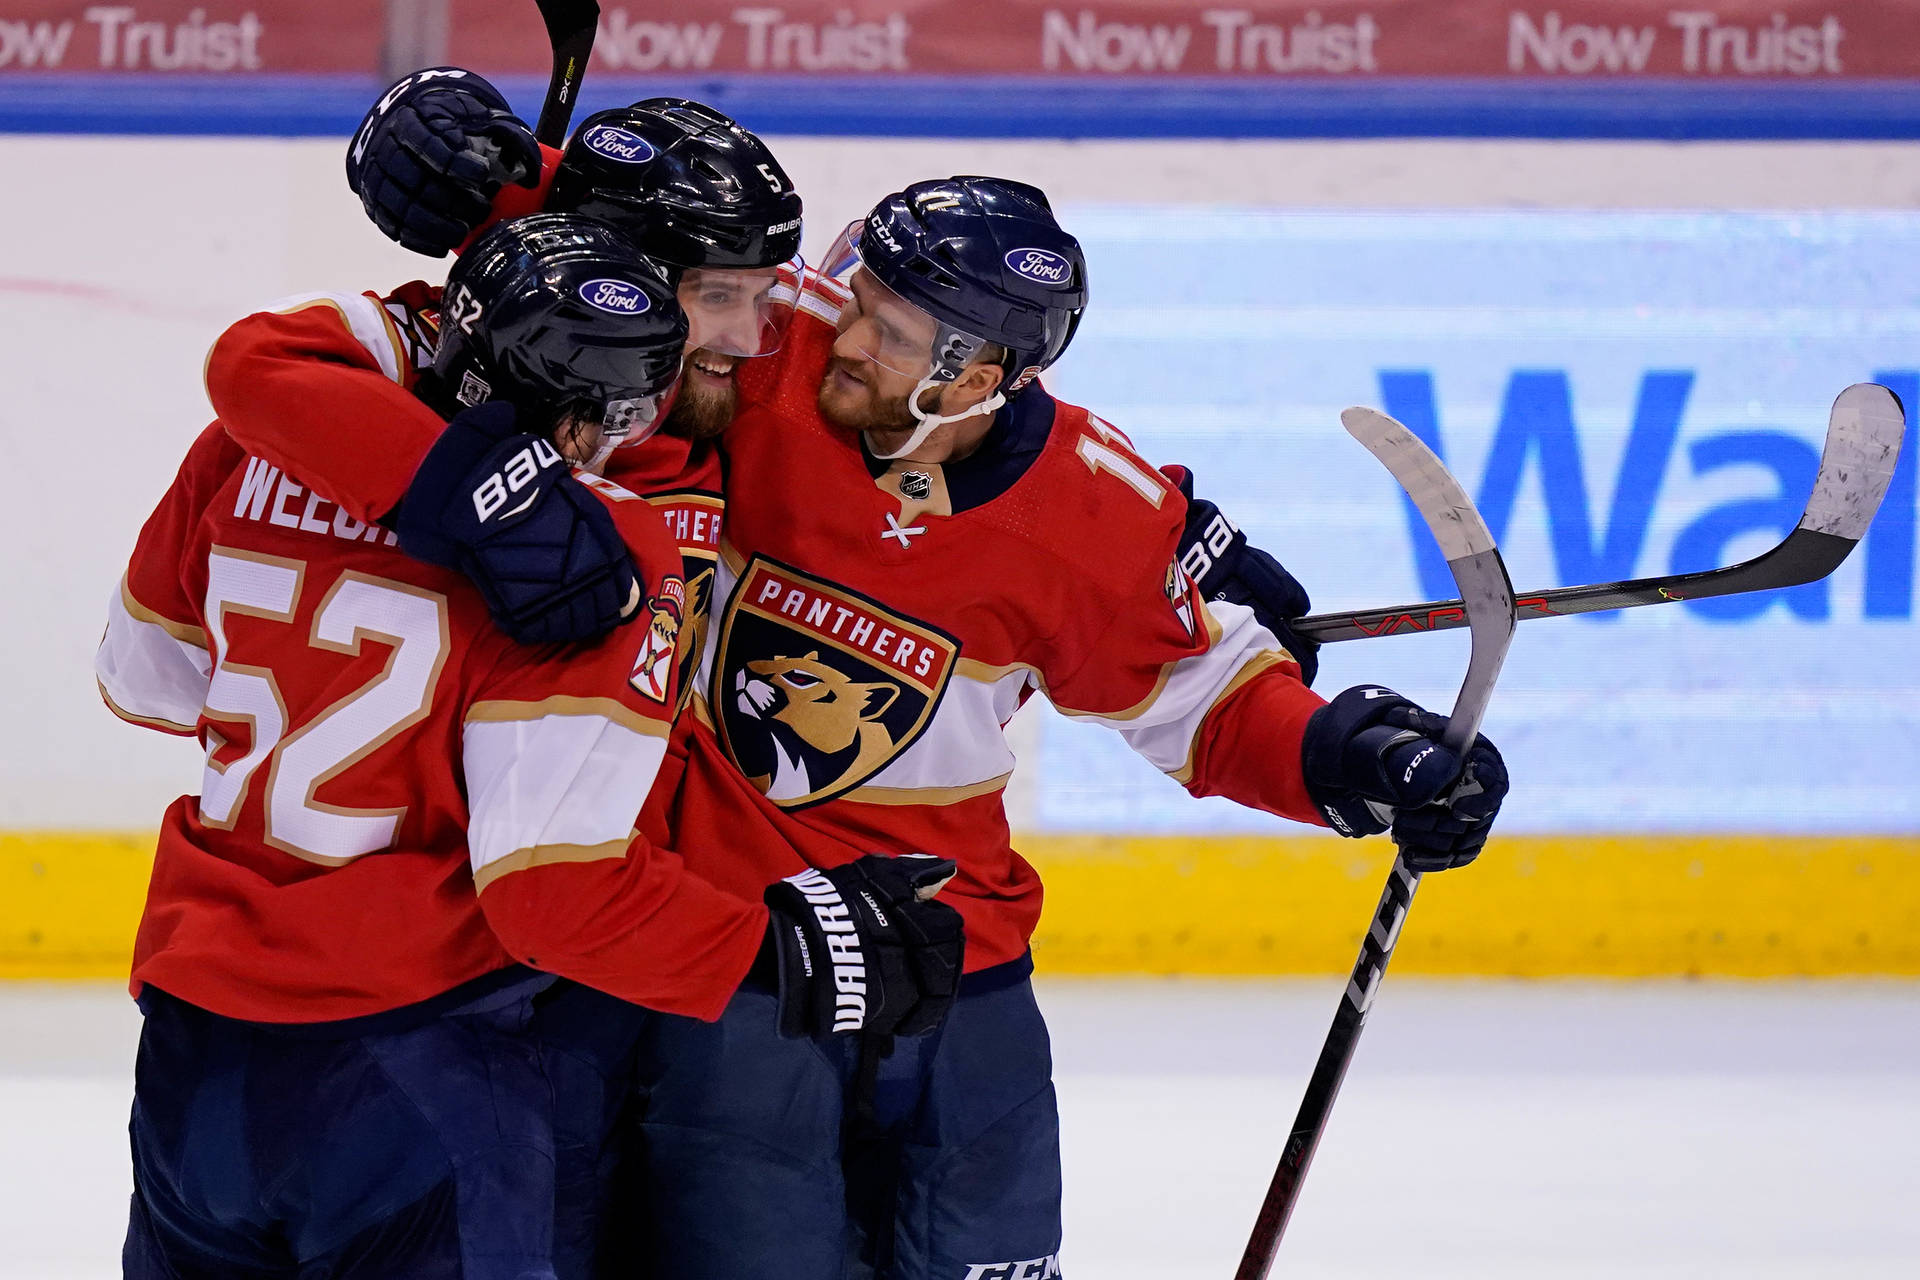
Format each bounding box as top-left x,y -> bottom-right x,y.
96,215 -> 961,1280
335,66 -> 1321,661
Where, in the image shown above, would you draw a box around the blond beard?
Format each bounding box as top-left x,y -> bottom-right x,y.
816,361 -> 915,435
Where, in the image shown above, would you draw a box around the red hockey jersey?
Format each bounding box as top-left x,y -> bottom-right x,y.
204,282 -> 727,718
646,272 -> 1332,973
99,293 -> 764,1025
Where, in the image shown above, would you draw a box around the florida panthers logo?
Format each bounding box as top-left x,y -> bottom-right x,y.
716,558 -> 956,809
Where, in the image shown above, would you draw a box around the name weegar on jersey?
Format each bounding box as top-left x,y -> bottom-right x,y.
101,287 -> 765,1025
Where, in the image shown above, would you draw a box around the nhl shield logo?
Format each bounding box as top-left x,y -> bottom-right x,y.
716,557 -> 957,809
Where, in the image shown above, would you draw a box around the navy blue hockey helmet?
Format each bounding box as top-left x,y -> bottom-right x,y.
432,213 -> 689,467
823,176 -> 1088,399
551,98 -> 802,357
552,98 -> 803,272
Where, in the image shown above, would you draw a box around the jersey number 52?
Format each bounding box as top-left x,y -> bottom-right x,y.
197,549 -> 451,865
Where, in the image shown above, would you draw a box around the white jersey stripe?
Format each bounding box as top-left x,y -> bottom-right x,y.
462,712 -> 665,889
263,291 -> 404,384
95,581 -> 213,734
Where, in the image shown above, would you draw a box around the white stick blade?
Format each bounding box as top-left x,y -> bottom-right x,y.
1341,407 -> 1496,562
1802,383 -> 1906,541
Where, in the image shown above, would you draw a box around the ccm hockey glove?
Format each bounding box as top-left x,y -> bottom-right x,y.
347,68 -> 541,257
763,855 -> 965,1040
394,402 -> 643,646
1299,684 -> 1509,872
1164,465 -> 1321,686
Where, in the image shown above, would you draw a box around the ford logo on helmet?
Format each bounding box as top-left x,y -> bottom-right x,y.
582,124 -> 657,165
579,279 -> 650,314
1004,247 -> 1073,287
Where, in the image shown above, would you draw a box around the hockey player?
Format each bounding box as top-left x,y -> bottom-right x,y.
210,93 -> 816,1275
607,178 -> 1511,1279
340,68 -> 1325,679
97,213 -> 962,1279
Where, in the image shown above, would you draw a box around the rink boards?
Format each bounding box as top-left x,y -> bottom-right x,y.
4,831 -> 1917,980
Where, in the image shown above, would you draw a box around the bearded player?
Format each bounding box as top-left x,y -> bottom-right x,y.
100,213 -> 961,1279
206,89 -> 827,1276
614,179 -> 1511,1279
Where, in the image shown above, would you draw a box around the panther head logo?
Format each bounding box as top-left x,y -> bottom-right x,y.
715,558 -> 957,809
734,653 -> 902,803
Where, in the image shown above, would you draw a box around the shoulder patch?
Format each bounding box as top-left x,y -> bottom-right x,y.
630,576 -> 687,705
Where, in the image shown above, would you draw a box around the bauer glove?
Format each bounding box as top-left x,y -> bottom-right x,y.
394,402 -> 644,646
1164,465 -> 1320,686
347,68 -> 541,257
1299,684 -> 1509,872
762,855 -> 965,1040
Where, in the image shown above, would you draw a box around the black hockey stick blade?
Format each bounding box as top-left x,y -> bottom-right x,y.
1234,410 -> 1518,1280
533,0 -> 599,147
1296,382 -> 1906,645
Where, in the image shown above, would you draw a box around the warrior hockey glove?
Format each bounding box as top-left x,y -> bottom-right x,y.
1299,684 -> 1509,872
763,855 -> 966,1040
394,402 -> 644,646
1164,465 -> 1321,686
347,68 -> 541,257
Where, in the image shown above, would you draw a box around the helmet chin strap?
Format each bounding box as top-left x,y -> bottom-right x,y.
864,374 -> 1005,462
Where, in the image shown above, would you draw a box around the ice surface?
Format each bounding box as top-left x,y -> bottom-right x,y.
2,979 -> 1916,1279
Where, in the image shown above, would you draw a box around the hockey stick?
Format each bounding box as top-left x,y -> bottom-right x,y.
1235,408 -> 1518,1280
533,0 -> 600,147
1295,383 -> 1906,645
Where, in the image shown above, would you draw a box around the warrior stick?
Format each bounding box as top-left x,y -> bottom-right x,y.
533,0 -> 600,147
1296,383 -> 1905,645
1234,408 -> 1518,1280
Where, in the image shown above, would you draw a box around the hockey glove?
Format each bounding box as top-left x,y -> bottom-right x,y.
1299,684 -> 1509,872
763,855 -> 965,1040
347,68 -> 541,257
1164,465 -> 1320,686
393,402 -> 643,646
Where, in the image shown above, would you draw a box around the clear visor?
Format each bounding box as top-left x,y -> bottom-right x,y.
561,383 -> 675,471
819,222 -> 987,384
677,257 -> 801,359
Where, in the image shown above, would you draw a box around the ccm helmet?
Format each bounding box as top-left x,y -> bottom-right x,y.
821,176 -> 1088,458
431,213 -> 688,469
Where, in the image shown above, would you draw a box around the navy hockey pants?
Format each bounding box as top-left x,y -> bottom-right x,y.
122,986 -> 557,1280
632,958 -> 1064,1280
527,982 -> 651,1280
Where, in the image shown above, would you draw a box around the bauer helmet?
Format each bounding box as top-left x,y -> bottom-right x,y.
430,213 -> 688,469
551,98 -> 803,357
820,176 -> 1088,457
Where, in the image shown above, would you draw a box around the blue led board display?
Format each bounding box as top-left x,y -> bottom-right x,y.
1039,209 -> 1918,834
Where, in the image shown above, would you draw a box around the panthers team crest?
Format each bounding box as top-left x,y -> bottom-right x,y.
715,557 -> 958,810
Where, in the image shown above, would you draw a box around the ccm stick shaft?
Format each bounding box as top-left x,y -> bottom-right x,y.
1235,408 -> 1518,1280
1296,383 -> 1905,645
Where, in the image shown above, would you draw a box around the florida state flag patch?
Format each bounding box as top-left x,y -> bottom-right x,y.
630,576 -> 686,704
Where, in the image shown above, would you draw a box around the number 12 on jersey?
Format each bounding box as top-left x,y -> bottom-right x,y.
1075,414 -> 1168,509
